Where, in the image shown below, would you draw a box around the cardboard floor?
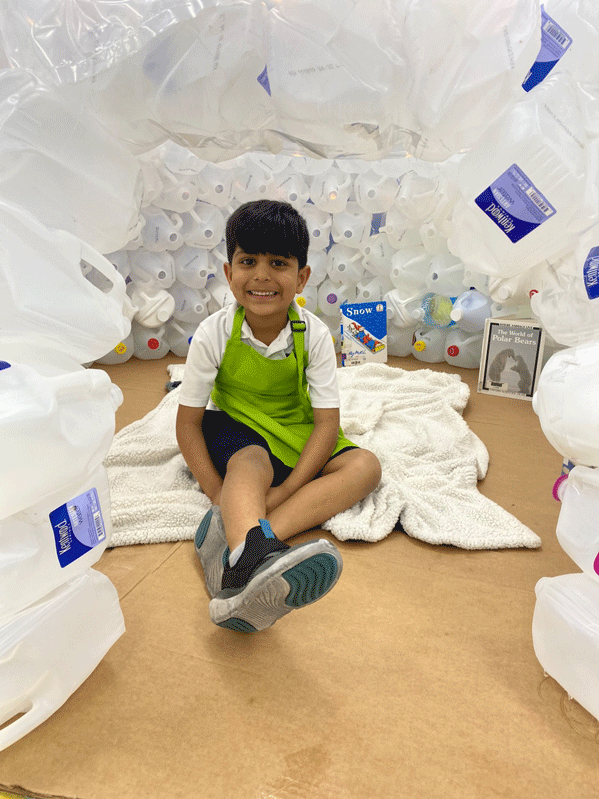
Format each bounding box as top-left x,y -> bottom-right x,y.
2,353 -> 598,799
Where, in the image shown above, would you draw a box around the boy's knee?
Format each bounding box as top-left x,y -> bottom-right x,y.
363,449 -> 382,486
227,445 -> 271,471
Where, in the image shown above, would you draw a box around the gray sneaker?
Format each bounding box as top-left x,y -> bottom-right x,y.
194,506 -> 229,598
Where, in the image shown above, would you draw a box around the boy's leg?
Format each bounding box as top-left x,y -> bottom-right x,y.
218,445 -> 274,552
266,448 -> 382,541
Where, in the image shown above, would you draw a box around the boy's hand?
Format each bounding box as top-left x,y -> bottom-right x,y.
265,483 -> 292,514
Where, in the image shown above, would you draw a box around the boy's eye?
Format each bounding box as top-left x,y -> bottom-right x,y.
273,259 -> 288,268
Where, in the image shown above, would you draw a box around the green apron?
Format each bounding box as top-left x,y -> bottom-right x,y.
210,304 -> 355,468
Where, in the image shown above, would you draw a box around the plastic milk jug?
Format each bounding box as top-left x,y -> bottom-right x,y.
361,233 -> 396,279
173,245 -> 212,289
444,328 -> 484,369
179,202 -> 225,248
387,322 -> 420,357
326,244 -> 366,285
0,200 -> 133,365
154,169 -> 199,213
426,253 -> 465,296
95,331 -> 135,366
169,283 -> 211,323
381,210 -> 423,249
356,276 -> 392,304
450,290 -> 495,333
533,339 -> 599,467
0,361 -> 122,520
390,246 -> 430,292
232,166 -> 275,205
306,249 -> 328,286
309,167 -> 352,214
295,284 -> 318,315
488,259 -> 548,304
140,206 -> 183,251
302,205 -> 333,250
196,164 -> 236,208
555,465 -> 599,581
354,170 -> 399,214
317,280 -> 356,317
331,204 -> 372,249
206,278 -> 235,311
131,320 -> 171,360
411,327 -> 447,363
419,220 -> 450,257
448,73 -> 599,279
129,250 -> 176,289
384,289 -> 427,328
270,172 -> 311,210
0,569 -> 125,752
129,283 -> 176,328
0,463 -> 113,622
165,319 -> 198,358
532,573 -> 599,724
320,315 -> 342,353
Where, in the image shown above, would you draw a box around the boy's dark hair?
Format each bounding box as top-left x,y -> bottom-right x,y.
225,200 -> 310,269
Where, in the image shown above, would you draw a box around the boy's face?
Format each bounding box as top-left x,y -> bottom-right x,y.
223,246 -> 311,323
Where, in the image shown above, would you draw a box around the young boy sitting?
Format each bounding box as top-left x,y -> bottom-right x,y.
176,199 -> 382,632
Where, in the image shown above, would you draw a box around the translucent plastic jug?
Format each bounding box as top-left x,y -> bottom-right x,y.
533,339 -> 599,467
0,361 -> 122,520
206,279 -> 235,311
356,277 -> 392,304
302,206 -> 333,250
232,166 -> 275,205
384,289 -> 427,328
196,164 -> 236,208
426,253 -> 465,296
165,319 -> 198,358
331,204 -> 372,249
450,290 -> 495,333
95,332 -> 135,366
129,250 -> 176,289
361,233 -> 396,279
295,284 -> 318,315
169,283 -> 211,323
381,209 -> 423,249
154,169 -> 199,213
305,249 -> 328,286
532,572 -> 599,724
0,200 -> 134,365
270,172 -> 310,210
412,327 -> 447,363
179,202 -> 225,248
174,245 -> 212,289
130,321 -> 171,360
390,246 -> 430,292
326,244 -> 366,285
129,283 -> 176,328
317,280 -> 356,317
488,259 -> 548,304
140,206 -> 183,252
0,463 -> 113,622
354,170 -> 399,214
556,465 -> 599,580
0,569 -> 125,752
396,171 -> 440,222
387,322 -> 419,358
419,220 -> 450,257
448,73 -> 599,279
444,328 -> 483,369
309,167 -> 351,214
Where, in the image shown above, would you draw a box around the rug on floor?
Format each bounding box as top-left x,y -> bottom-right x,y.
104,362 -> 541,550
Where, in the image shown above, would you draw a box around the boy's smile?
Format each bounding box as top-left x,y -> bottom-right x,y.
224,247 -> 311,339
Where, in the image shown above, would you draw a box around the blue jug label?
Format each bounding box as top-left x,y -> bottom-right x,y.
50,487 -> 106,568
583,247 -> 599,300
257,65 -> 271,96
475,164 -> 556,243
370,213 -> 386,235
522,6 -> 572,92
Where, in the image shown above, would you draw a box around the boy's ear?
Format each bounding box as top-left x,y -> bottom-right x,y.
296,264 -> 311,293
223,262 -> 232,284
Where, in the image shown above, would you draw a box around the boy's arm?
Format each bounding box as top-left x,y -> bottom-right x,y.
278,407 -> 341,496
176,404 -> 223,503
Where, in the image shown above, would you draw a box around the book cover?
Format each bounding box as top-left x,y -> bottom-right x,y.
340,301 -> 387,367
478,317 -> 545,400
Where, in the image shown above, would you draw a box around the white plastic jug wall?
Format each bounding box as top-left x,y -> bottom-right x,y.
555,465 -> 599,581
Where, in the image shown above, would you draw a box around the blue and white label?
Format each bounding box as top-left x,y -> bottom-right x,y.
257,65 -> 271,96
475,164 -> 556,243
522,6 -> 572,92
583,246 -> 599,300
50,487 -> 106,568
341,301 -> 387,366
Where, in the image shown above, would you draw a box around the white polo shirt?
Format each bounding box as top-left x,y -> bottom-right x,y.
178,300 -> 341,411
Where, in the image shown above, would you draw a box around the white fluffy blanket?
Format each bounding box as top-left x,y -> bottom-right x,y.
104,362 -> 540,549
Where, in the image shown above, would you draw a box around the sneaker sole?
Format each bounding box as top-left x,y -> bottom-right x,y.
194,507 -> 228,598
208,540 -> 342,632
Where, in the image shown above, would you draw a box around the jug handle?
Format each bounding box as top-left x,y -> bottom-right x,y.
79,239 -> 136,322
0,694 -> 51,752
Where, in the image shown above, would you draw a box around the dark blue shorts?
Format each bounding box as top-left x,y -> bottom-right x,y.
201,409 -> 359,488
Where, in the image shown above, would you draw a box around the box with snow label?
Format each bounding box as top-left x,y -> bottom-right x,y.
340,301 -> 387,367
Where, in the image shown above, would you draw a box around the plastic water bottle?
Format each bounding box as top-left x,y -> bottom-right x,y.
173,245 -> 212,289
361,233 -> 396,279
169,282 -> 211,323
302,206 -> 333,250
448,72 -> 599,279
326,244 -> 366,285
140,206 -> 183,251
131,320 -> 171,360
444,328 -> 484,369
95,331 -> 135,366
354,170 -> 399,214
387,322 -> 420,357
419,293 -> 456,329
0,569 -> 125,752
295,284 -> 319,315
317,280 -> 356,317
128,282 -> 176,328
165,319 -> 198,357
555,465 -> 599,581
412,327 -> 447,363
384,288 -> 427,328
533,338 -> 599,467
450,289 -> 495,333
0,200 -> 134,365
0,361 -> 122,521
179,202 -> 225,248
356,276 -> 393,303
0,461 -> 114,620
196,164 -> 236,208
309,167 -> 352,214
426,253 -> 465,296
390,246 -> 430,292
129,250 -> 175,289
331,203 -> 372,249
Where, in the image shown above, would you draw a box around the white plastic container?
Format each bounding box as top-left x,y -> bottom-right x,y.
448,73 -> 599,279
169,282 -> 211,323
533,339 -> 599,467
180,202 -> 225,249
555,465 -> 599,580
0,200 -> 134,365
232,166 -> 275,205
129,282 -> 176,328
488,260 -> 548,304
532,572 -> 599,723
129,250 -> 176,289
140,206 -> 183,252
412,327 -> 447,363
165,319 -> 198,358
302,206 -> 333,250
154,169 -> 199,213
0,464 -> 112,622
426,253 -> 465,296
0,569 -> 125,752
354,170 -> 399,214
384,288 -> 427,328
295,284 -> 318,315
173,245 -> 212,289
270,171 -> 310,210
387,323 -> 419,358
326,244 -> 366,285
196,164 -> 236,208
444,328 -> 483,369
361,233 -> 396,279
206,279 -> 235,311
309,167 -> 351,214
419,220 -> 450,257
390,246 -> 430,292
450,290 -> 495,333
131,321 -> 171,360
94,332 -> 135,366
319,315 -> 342,353
356,276 -> 392,304
317,280 -> 356,317
0,361 -> 122,520
331,204 -> 372,249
